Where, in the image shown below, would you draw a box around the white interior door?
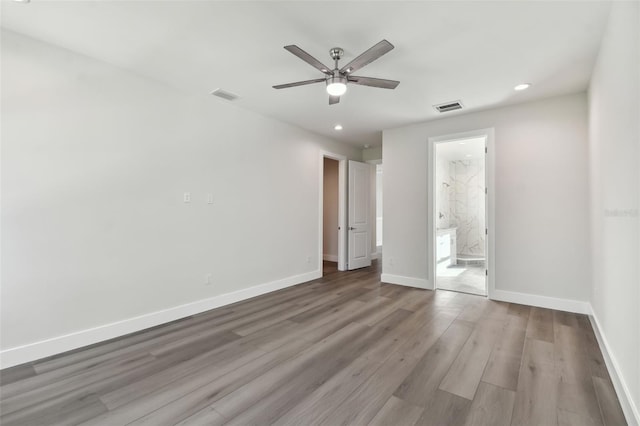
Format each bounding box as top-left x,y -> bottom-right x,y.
348,160 -> 372,270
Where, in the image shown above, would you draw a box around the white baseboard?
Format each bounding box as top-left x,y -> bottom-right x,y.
380,273 -> 430,289
490,289 -> 590,314
371,252 -> 378,260
588,305 -> 640,426
322,254 -> 338,262
0,269 -> 321,369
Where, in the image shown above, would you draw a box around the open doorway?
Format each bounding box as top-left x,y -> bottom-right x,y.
433,136 -> 488,296
376,163 -> 383,257
323,157 -> 340,276
320,151 -> 347,274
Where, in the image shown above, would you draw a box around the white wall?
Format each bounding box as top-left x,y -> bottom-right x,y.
322,158 -> 339,260
383,93 -> 590,302
363,146 -> 382,162
0,31 -> 361,366
588,1 -> 640,422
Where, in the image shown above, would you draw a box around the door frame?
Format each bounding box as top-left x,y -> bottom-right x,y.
319,151 -> 347,271
427,128 -> 495,298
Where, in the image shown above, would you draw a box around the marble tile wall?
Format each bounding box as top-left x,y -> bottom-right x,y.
451,159 -> 485,256
435,156 -> 452,229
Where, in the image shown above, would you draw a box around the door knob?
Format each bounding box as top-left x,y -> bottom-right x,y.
349,227 -> 356,230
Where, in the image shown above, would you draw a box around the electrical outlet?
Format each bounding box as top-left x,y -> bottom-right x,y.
205,274 -> 212,285
184,192 -> 191,203
389,258 -> 394,266
207,193 -> 214,204
306,256 -> 311,264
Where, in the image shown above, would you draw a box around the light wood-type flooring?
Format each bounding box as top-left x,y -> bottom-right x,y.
0,260 -> 627,425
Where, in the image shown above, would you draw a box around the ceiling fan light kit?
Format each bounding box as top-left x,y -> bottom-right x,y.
273,39 -> 400,105
326,76 -> 347,96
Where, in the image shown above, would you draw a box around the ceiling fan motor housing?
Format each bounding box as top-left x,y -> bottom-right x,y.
329,47 -> 344,61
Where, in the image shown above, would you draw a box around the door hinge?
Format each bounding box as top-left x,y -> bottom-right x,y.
485,187 -> 488,194
485,228 -> 488,235
485,147 -> 488,154
485,269 -> 488,276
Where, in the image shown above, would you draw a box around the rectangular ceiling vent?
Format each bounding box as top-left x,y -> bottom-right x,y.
434,100 -> 463,113
210,88 -> 239,101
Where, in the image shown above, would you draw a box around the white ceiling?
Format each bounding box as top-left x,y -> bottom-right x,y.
436,137 -> 486,161
1,1 -> 611,147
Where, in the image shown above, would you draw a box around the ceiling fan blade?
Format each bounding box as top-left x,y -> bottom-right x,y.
273,78 -> 326,89
347,76 -> 400,89
284,45 -> 333,75
339,40 -> 394,74
329,95 -> 340,105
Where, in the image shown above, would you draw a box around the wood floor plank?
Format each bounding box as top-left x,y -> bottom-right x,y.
554,323 -> 592,384
271,356 -> 383,426
482,324 -> 526,390
0,364 -> 36,387
207,322 -> 370,421
558,408 -> 603,426
2,393 -> 108,426
368,395 -> 424,426
87,338 -> 311,426
580,325 -> 610,380
174,406 -> 226,426
557,379 -> 603,426
394,310 -> 458,360
98,336 -> 267,410
463,382 -> 515,426
439,319 -> 504,400
1,354 -> 161,425
360,306 -> 438,363
592,376 -> 627,426
393,320 -> 474,407
0,260 -> 625,426
506,304 -> 531,330
415,389 -> 472,426
526,307 -> 555,343
319,352 -> 421,426
510,338 -> 559,426
553,310 -> 580,329
1,353 -> 156,417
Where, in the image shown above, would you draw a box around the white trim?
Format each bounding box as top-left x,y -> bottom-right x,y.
323,254 -> 339,262
0,269 -> 321,369
319,151 -> 347,272
588,305 -> 640,426
371,252 -> 379,260
380,273 -> 429,289
491,289 -> 590,314
427,128 -> 495,297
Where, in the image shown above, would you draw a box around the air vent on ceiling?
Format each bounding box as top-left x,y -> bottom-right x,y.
434,100 -> 463,113
210,88 -> 239,101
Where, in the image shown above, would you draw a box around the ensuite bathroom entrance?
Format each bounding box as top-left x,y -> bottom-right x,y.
434,136 -> 488,296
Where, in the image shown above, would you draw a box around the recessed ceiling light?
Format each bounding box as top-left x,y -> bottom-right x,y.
334,124 -> 343,131
12,0 -> 30,3
459,142 -> 466,145
465,154 -> 472,158
514,83 -> 531,91
364,144 -> 370,149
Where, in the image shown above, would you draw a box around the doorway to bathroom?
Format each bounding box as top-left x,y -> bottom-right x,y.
432,134 -> 489,296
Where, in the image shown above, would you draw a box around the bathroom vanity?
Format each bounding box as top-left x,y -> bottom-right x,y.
436,227 -> 457,266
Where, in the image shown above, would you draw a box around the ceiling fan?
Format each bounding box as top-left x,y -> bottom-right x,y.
273,39 -> 400,105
